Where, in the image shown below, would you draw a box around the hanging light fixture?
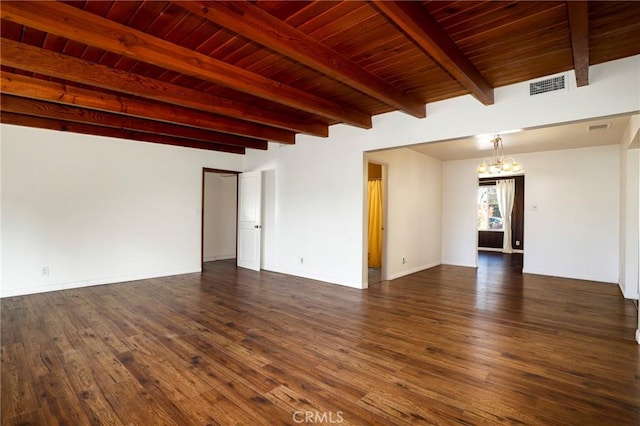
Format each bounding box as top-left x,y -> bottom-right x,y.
477,135 -> 522,175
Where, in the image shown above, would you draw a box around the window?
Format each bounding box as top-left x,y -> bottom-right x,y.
477,186 -> 503,231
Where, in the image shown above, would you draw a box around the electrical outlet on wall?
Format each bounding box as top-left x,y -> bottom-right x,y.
516,240 -> 521,246
41,266 -> 49,276
402,257 -> 406,264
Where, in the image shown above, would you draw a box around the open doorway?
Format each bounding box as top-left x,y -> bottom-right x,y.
367,162 -> 386,283
477,175 -> 525,274
201,168 -> 239,270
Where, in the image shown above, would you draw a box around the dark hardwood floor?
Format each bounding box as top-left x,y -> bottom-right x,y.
477,251 -> 523,274
2,258 -> 639,425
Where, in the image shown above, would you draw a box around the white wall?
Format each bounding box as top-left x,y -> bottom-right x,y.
1,125 -> 242,297
2,56 -> 638,295
619,114 -> 640,298
261,169 -> 277,272
367,149 -> 442,280
203,173 -> 237,262
441,158 -> 481,268
443,145 -> 621,283
244,56 -> 639,288
244,141 -> 366,287
522,146 -> 620,283
624,149 -> 639,296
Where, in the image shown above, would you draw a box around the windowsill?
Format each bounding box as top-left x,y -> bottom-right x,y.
478,229 -> 504,232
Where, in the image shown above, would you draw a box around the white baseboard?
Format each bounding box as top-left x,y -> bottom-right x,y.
387,262 -> 441,280
522,268 -> 618,285
251,264 -> 365,289
478,247 -> 524,253
0,268 -> 201,298
204,254 -> 235,262
618,282 -> 640,300
441,262 -> 478,269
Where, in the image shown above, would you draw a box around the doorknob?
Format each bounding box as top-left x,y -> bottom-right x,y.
254,225 -> 262,229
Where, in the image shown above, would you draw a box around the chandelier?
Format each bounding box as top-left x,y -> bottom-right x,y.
477,135 -> 522,175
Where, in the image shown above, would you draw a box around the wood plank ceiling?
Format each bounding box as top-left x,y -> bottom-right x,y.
1,1 -> 639,154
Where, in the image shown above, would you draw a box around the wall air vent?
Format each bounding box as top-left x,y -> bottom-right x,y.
587,123 -> 610,132
529,75 -> 566,96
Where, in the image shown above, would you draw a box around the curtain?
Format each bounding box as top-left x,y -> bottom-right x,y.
368,179 -> 382,268
496,179 -> 515,254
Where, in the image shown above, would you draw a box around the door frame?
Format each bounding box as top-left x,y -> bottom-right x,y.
363,159 -> 388,286
201,167 -> 240,271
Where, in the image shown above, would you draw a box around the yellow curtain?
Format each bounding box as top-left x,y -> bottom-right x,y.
368,179 -> 382,268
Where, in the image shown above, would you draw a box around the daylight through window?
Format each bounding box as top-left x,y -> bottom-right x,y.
477,186 -> 503,231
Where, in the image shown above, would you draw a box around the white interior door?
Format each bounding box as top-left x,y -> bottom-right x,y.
237,171 -> 262,271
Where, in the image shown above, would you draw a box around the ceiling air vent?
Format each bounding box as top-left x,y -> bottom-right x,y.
587,123 -> 610,132
529,75 -> 566,96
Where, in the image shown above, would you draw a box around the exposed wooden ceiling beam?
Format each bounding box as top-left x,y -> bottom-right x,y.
1,95 -> 268,150
1,112 -> 245,154
0,38 -> 324,139
374,1 -> 494,106
181,1 -> 426,119
1,71 -> 294,144
0,1 -> 372,128
567,1 -> 590,87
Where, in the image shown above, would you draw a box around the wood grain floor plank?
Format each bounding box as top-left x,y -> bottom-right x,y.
57,339 -> 123,425
35,370 -> 93,426
0,410 -> 48,426
173,333 -> 280,395
72,328 -> 138,388
357,391 -> 437,425
2,254 -> 638,425
316,360 -> 468,413
264,385 -> 339,424
95,380 -> 179,426
155,336 -> 290,425
177,389 -> 258,426
261,363 -> 408,426
1,343 -> 41,420
115,350 -> 198,426
124,333 -> 214,401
